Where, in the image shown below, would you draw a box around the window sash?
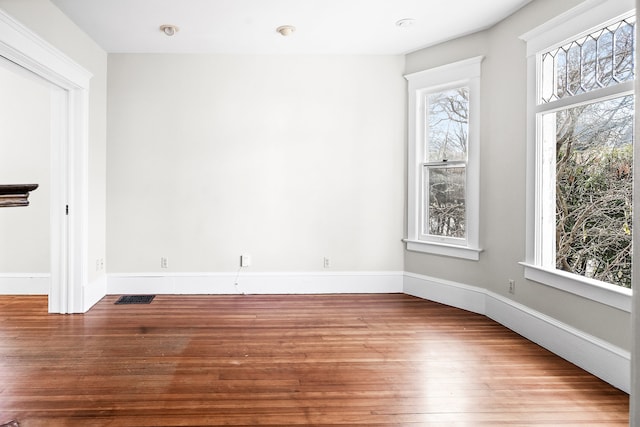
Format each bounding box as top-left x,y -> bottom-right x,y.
424,87 -> 469,164
534,58 -> 635,269
536,93 -> 634,286
420,162 -> 467,244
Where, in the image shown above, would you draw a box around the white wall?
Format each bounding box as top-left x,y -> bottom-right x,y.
0,64 -> 50,273
405,0 -> 631,350
631,0 -> 639,422
0,0 -> 108,285
404,0 -> 631,352
107,54 -> 405,275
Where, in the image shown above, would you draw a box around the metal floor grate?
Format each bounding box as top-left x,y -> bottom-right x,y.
114,295 -> 155,305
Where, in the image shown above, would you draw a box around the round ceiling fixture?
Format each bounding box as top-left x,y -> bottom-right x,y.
276,25 -> 296,36
395,18 -> 416,29
160,24 -> 179,36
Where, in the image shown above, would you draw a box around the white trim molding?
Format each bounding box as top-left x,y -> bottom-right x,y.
404,239 -> 482,261
0,11 -> 91,89
0,9 -> 93,314
403,271 -> 486,314
108,271 -> 404,296
404,56 -> 484,260
403,272 -> 630,393
84,275 -> 107,310
519,0 -> 635,56
631,0 -> 640,422
0,274 -> 50,295
521,262 -> 631,312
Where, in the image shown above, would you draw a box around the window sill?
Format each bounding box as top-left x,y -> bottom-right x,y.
404,239 -> 482,261
520,262 -> 631,312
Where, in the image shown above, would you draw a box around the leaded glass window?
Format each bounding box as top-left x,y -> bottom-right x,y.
536,14 -> 635,288
540,16 -> 635,103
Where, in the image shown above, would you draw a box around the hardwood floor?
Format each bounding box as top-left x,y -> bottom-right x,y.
0,294 -> 629,426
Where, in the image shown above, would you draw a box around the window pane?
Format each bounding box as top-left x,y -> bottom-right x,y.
424,166 -> 466,238
546,95 -> 634,288
540,16 -> 636,103
581,35 -> 598,92
597,29 -> 614,87
426,87 -> 468,162
566,41 -> 582,95
541,52 -> 556,101
613,20 -> 635,82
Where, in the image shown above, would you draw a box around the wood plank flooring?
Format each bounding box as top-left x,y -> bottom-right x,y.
0,294 -> 629,426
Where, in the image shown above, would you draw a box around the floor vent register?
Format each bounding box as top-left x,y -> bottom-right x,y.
114,295 -> 155,305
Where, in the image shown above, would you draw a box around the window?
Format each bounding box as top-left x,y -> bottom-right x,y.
404,57 -> 483,260
521,0 -> 634,311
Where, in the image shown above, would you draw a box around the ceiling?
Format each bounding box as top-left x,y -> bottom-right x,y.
51,0 -> 533,55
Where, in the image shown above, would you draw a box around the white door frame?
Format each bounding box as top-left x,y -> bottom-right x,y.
0,10 -> 92,313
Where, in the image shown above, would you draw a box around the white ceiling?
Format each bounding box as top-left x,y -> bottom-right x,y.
51,0 -> 532,55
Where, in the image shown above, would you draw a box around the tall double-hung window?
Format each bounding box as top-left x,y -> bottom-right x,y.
404,57 -> 483,260
521,0 -> 634,310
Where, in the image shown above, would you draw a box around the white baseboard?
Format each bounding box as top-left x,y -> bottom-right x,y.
0,274 -> 49,294
101,269 -> 630,392
403,272 -> 630,393
403,273 -> 486,314
83,274 -> 107,312
485,291 -> 631,394
107,271 -> 404,295
3,269 -> 628,392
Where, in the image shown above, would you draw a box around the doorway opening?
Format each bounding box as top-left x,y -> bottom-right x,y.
0,10 -> 92,313
0,58 -> 51,298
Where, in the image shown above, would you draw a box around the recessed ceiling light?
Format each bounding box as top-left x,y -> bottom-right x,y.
276,25 -> 296,36
160,24 -> 179,36
395,18 -> 416,29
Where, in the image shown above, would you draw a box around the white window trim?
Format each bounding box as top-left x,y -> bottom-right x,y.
520,0 -> 634,312
404,56 -> 483,261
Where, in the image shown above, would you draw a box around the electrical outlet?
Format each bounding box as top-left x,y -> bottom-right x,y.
161,257 -> 168,269
508,279 -> 515,294
241,254 -> 251,267
323,257 -> 330,268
